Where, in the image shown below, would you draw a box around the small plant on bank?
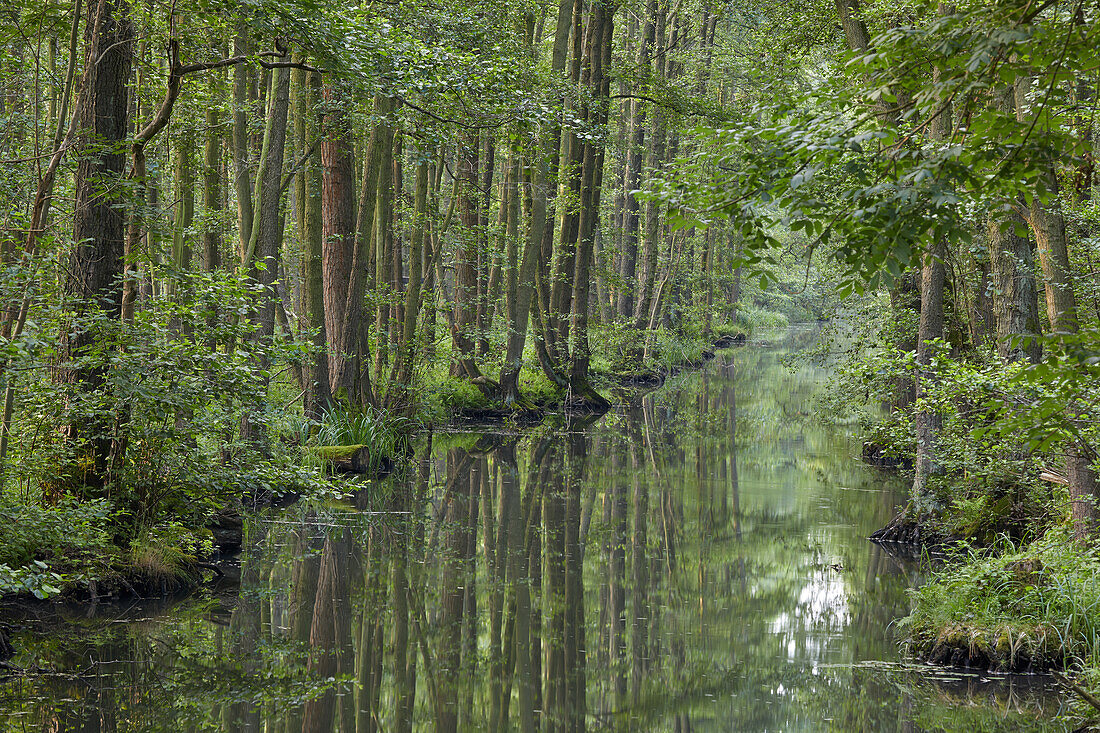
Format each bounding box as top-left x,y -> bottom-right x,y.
313,404 -> 413,466
129,521 -> 211,581
0,561 -> 64,600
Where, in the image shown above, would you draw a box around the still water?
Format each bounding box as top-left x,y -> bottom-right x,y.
0,327 -> 1071,730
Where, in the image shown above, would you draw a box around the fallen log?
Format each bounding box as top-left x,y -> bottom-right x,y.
304,445 -> 373,473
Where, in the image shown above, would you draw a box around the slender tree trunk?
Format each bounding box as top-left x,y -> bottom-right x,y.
453,130 -> 487,383
616,0 -> 657,321
388,154 -> 428,407
170,126 -> 195,307
293,68 -> 331,418
348,97 -> 390,408
373,119 -> 395,382
240,61 -> 291,448
531,0 -> 578,387
633,3 -> 667,330
232,27 -> 255,262
1016,76 -> 1099,537
911,238 -> 945,510
910,80 -> 950,512
567,1 -> 614,410
987,201 -> 1041,363
202,67 -> 224,273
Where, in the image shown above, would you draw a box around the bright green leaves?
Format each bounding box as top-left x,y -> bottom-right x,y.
645,0 -> 1093,301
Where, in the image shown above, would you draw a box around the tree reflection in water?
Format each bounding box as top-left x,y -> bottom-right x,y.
0,329 -> 1068,731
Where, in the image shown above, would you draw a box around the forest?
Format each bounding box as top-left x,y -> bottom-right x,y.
1,0 -> 1100,728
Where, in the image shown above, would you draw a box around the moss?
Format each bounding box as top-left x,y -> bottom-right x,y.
307,444 -> 370,461
903,530 -> 1100,682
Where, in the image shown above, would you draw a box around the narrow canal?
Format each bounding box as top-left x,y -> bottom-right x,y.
0,327 -> 1069,730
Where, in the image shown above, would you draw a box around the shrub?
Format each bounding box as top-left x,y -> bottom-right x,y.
129,521 -> 209,580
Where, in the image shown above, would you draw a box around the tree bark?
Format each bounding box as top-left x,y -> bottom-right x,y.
1017,76 -> 1098,537
202,66 -> 224,273
388,154 -> 428,407
633,3 -> 667,330
987,201 -> 1041,363
231,27 -> 255,263
240,61 -> 291,448
453,130 -> 487,382
294,67 -> 331,419
568,0 -> 614,410
321,76 -> 358,400
911,77 -> 950,512
57,0 -> 133,492
616,0 -> 657,321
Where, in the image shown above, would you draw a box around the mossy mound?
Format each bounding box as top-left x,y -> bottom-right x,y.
902,532 -> 1100,677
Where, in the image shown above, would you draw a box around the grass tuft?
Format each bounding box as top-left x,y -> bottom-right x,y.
903,530 -> 1100,675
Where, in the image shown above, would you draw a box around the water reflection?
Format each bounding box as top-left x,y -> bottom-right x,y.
0,328 -> 1070,731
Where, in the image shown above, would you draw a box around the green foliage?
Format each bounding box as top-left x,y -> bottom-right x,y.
517,369 -> 565,406
0,495 -> 115,600
419,368 -> 491,418
903,531 -> 1100,674
651,0 -> 1094,296
0,561 -> 64,600
314,404 -> 413,462
0,497 -> 115,569
129,522 -> 210,580
735,306 -> 790,333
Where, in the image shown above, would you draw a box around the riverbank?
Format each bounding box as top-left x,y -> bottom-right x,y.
901,530 -> 1100,716
860,441 -> 1100,716
0,325 -> 749,611
445,329 -> 747,424
4,324 -> 1059,730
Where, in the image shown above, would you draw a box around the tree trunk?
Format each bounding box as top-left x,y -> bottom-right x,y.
1017,76 -> 1098,537
202,66 -> 224,273
910,76 -> 950,513
321,76 -> 358,400
388,154 -> 428,407
616,0 -> 657,321
231,27 -> 255,262
240,61 -> 291,448
348,97 -> 390,408
170,126 -> 195,310
911,239 -> 945,511
567,0 -> 614,410
987,202 -> 1041,363
453,130 -> 486,382
57,0 -> 133,493
294,67 -> 331,419
633,3 -> 667,330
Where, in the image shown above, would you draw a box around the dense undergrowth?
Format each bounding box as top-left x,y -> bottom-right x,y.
902,532 -> 1100,675
819,301 -> 1100,711
0,309 -> 755,603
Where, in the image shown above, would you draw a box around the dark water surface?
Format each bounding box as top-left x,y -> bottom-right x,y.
0,327 -> 1071,730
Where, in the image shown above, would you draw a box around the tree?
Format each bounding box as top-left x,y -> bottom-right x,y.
57,0 -> 133,492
